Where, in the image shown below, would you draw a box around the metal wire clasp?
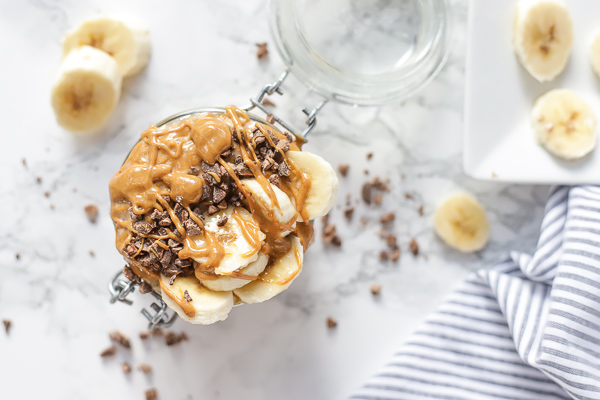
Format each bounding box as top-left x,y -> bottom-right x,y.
245,69 -> 328,139
108,270 -> 177,330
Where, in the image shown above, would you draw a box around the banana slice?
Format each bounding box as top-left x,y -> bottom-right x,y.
434,193 -> 490,253
191,206 -> 266,275
200,252 -> 269,291
285,151 -> 339,220
63,17 -> 151,77
513,0 -> 573,82
51,45 -> 122,132
532,89 -> 597,160
234,235 -> 303,304
241,179 -> 297,226
159,274 -> 233,325
590,32 -> 600,79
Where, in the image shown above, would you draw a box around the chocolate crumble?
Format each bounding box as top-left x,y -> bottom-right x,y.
3,319 -> 11,335
338,164 -> 349,177
184,290 -> 193,302
109,331 -> 131,349
371,283 -> 382,295
410,239 -> 419,256
266,113 -> 275,124
165,331 -> 188,346
85,204 -> 98,223
15,253 -> 20,260
139,364 -> 152,373
261,97 -> 276,107
326,317 -> 337,329
343,207 -> 354,220
100,346 -> 116,357
145,388 -> 157,400
122,363 -> 132,373
139,282 -> 153,294
256,42 -> 268,59
380,213 -> 395,224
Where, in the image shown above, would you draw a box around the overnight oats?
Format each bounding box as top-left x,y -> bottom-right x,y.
109,106 -> 339,324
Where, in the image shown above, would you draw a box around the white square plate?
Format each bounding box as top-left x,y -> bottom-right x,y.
464,0 -> 600,184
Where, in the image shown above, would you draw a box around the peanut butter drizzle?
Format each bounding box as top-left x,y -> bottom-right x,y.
110,105 -> 314,287
159,280 -> 196,317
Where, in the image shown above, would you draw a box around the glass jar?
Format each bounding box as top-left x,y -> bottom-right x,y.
269,0 -> 451,105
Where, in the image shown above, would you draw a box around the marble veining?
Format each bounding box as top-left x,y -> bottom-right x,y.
0,0 -> 548,399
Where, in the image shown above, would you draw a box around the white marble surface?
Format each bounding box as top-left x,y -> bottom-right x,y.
0,0 -> 550,399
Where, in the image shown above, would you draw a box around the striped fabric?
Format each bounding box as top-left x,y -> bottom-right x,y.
351,186 -> 600,400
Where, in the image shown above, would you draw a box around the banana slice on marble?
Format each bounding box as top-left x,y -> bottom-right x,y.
159,274 -> 233,325
234,235 -> 303,304
513,0 -> 573,82
191,206 -> 266,275
51,45 -> 122,132
285,151 -> 339,220
532,89 -> 597,160
200,252 -> 269,292
241,179 -> 298,226
63,17 -> 151,77
434,193 -> 490,253
590,32 -> 600,79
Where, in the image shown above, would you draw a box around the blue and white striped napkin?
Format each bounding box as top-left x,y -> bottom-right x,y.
351,186 -> 600,400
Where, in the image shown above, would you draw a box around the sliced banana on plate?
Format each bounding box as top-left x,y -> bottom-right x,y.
63,17 -> 151,77
191,206 -> 266,275
286,151 -> 339,220
51,45 -> 122,132
159,274 -> 234,325
532,89 -> 597,160
590,32 -> 600,79
513,0 -> 573,82
434,193 -> 490,253
200,252 -> 269,292
234,235 -> 303,304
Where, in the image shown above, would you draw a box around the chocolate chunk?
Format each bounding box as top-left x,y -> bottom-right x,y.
44,191 -> 50,198
123,266 -> 136,281
3,320 -> 11,335
189,165 -> 200,175
208,205 -> 219,215
213,187 -> 226,204
322,224 -> 341,246
261,97 -> 276,107
371,284 -> 382,295
169,274 -> 177,285
85,204 -> 99,223
262,158 -> 274,171
390,248 -> 400,262
165,331 -> 187,346
379,251 -> 389,261
174,258 -> 192,268
148,241 -> 164,259
36,176 -> 42,183
268,174 -> 280,187
326,317 -> 337,329
253,135 -> 266,147
109,331 -> 131,349
380,213 -> 395,224
133,221 -> 154,235
221,148 -> 232,158
160,249 -> 173,267
138,252 -> 158,268
202,172 -> 218,185
129,208 -> 142,222
386,235 -> 397,248
202,161 -> 223,177
100,346 -> 116,357
139,364 -> 152,373
142,238 -> 155,252
331,235 -> 342,247
157,227 -> 168,237
168,239 -> 183,251
15,253 -> 20,260
266,113 -> 275,124
122,363 -> 132,373
216,216 -> 228,227
139,282 -> 153,294
343,207 -> 354,220
367,152 -> 373,160
184,219 -> 202,236
277,161 -> 290,177
217,199 -> 228,209
233,162 -> 253,177
173,203 -> 189,223
276,139 -> 290,152
404,192 -> 414,200
150,209 -> 166,221
418,205 -> 424,216
362,183 -> 372,204
162,195 -> 171,203
410,239 -> 419,256
374,194 -> 383,206
338,164 -> 349,177
256,42 -> 268,59
184,290 -> 193,302
145,389 -> 157,400
124,242 -> 139,257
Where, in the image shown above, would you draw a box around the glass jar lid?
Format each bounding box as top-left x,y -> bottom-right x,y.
269,0 -> 451,106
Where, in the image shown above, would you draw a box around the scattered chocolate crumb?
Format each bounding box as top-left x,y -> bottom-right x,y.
338,164 -> 349,177
322,224 -> 337,243
379,251 -> 389,261
139,332 -> 149,340
331,235 -> 342,247
22,158 -> 27,169
266,113 -> 275,124
364,169 -> 369,175
139,282 -> 153,294
123,266 -> 136,282
88,250 -> 95,258
326,317 -> 337,329
165,331 -> 187,346
418,205 -> 424,216
343,207 -> 354,220
184,290 -> 193,302
268,174 -> 280,187
133,220 -> 154,235
216,215 -> 228,227
261,97 -> 276,107
109,331 -> 131,349
404,192 -> 414,200
371,283 -> 382,295
362,183 -> 372,204
44,191 -> 50,198
139,364 -> 152,373
367,152 -> 373,160
208,205 -> 219,215
122,363 -> 132,373
390,248 -> 400,262
386,235 -> 397,248
380,213 -> 395,224
100,346 -> 116,357
50,203 -> 55,210
85,204 -> 99,223
410,239 -> 419,256
145,389 -> 157,400
36,176 -> 42,184
140,328 -> 162,340
256,42 -> 268,59
374,193 -> 382,206
15,253 -> 20,260
3,320 -> 11,335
